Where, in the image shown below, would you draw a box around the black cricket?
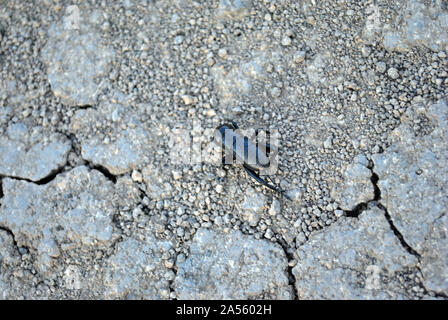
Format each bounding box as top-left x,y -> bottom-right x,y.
215,120 -> 289,199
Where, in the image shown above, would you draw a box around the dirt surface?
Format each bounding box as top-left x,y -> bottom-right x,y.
0,0 -> 447,299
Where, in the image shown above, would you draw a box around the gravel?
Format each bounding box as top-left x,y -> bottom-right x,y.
331,155 -> 375,211
239,187 -> 266,226
42,8 -> 114,106
0,0 -> 446,300
381,0 -> 448,52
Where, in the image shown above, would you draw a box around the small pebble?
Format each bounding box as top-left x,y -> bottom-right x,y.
387,67 -> 399,79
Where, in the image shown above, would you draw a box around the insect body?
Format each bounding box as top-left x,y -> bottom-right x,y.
215,120 -> 288,198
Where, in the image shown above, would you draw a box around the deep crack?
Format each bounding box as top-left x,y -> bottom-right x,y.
343,202 -> 371,218
275,235 -> 299,300
340,164 -> 381,218
0,225 -> 28,256
371,167 -> 420,257
62,131 -> 120,184
371,166 -> 420,257
0,164 -> 68,186
415,265 -> 448,299
371,172 -> 381,200
340,163 -> 421,258
168,262 -> 178,300
379,203 -> 421,258
87,163 -> 118,184
75,104 -> 94,110
34,166 -> 67,185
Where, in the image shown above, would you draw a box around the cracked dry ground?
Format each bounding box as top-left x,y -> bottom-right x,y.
0,0 -> 447,299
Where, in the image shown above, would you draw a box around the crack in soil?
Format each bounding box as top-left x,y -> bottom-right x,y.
0,164 -> 68,185
370,168 -> 421,257
0,134 -> 72,186
168,263 -> 178,300
341,164 -> 381,218
415,265 -> 448,299
371,170 -> 421,258
275,235 -> 299,300
87,163 -> 118,184
1,163 -> 119,186
378,202 -> 421,258
0,224 -> 29,256
75,104 -> 94,110
62,132 -> 120,184
341,161 -> 421,258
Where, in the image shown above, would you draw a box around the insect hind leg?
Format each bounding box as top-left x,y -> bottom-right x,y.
243,164 -> 282,194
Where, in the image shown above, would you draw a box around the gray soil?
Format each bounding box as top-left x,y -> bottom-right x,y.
0,0 -> 447,299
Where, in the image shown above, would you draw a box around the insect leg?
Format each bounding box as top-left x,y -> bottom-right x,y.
243,164 -> 282,194
266,175 -> 292,201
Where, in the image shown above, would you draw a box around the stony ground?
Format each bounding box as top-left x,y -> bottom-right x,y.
0,0 -> 447,300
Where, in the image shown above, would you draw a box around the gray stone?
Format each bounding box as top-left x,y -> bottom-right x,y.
174,35 -> 184,45
211,48 -> 283,107
174,228 -> 292,299
372,99 -> 448,295
270,87 -> 282,98
0,230 -> 21,267
285,188 -> 303,204
216,0 -> 252,19
81,126 -> 150,175
292,206 -> 419,299
269,199 -> 281,216
383,32 -> 409,52
331,160 -> 375,211
70,106 -> 153,175
420,214 -> 448,295
42,10 -> 114,106
142,165 -> 174,200
115,176 -> 142,208
382,0 -> 448,52
239,187 -> 266,226
294,51 -> 306,63
387,67 -> 399,80
0,122 -> 71,181
376,62 -> 387,74
0,166 -> 120,274
181,95 -> 194,105
104,237 -> 173,299
281,36 -> 292,46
